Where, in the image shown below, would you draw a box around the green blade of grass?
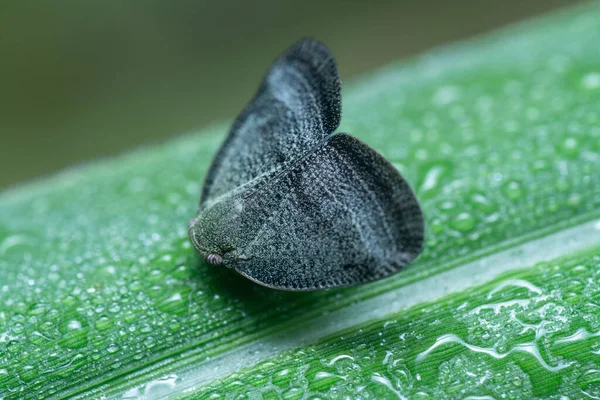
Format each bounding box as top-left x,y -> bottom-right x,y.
191,245 -> 600,399
1,3 -> 599,399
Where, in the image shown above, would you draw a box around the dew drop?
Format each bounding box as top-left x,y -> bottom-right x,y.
558,137 -> 580,158
128,280 -> 142,292
12,323 -> 24,334
60,320 -> 87,349
418,164 -> 449,199
62,295 -> 76,306
503,181 -> 523,200
567,193 -> 582,207
168,321 -> 181,332
108,303 -> 121,313
94,316 -> 113,331
107,344 -> 119,353
471,193 -> 495,213
144,336 -> 156,348
29,330 -> 49,345
172,265 -> 191,280
28,303 -> 48,316
148,270 -> 164,283
68,320 -> 82,330
582,72 -> 600,90
433,85 -> 460,106
281,388 -> 304,400
451,212 -> 476,233
20,365 -> 37,382
7,340 -> 21,353
429,218 -> 444,235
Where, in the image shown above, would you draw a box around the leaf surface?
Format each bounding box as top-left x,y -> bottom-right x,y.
0,3 -> 599,399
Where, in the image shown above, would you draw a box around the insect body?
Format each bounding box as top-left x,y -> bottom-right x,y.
189,38 -> 424,291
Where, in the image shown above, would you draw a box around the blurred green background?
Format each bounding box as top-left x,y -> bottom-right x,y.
0,0 -> 579,190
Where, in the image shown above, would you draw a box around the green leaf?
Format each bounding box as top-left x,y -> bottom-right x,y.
193,246 -> 600,399
1,3 -> 599,399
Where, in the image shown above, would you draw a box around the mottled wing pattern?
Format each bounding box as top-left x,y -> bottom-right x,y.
200,38 -> 341,205
233,134 -> 424,290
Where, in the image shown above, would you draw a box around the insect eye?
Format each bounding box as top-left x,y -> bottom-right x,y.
206,253 -> 223,265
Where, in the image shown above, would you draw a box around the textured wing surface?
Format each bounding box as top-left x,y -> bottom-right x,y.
233,134 -> 424,290
201,38 -> 341,204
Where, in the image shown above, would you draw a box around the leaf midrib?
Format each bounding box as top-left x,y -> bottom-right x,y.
67,211 -> 600,399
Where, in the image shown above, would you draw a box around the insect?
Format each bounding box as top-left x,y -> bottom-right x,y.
188,38 -> 424,291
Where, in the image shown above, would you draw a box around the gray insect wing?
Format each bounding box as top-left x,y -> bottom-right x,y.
189,38 -> 424,291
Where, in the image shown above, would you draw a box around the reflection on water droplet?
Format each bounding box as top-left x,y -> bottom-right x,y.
328,354 -> 354,366
488,279 -> 543,299
172,265 -> 191,280
417,333 -> 571,372
128,280 -> 142,292
19,365 -> 37,382
382,350 -> 393,365
122,387 -> 141,399
142,374 -> 180,397
582,72 -> 600,89
471,193 -> 494,213
29,330 -> 51,346
281,388 -> 304,399
168,320 -> 181,332
107,344 -> 119,353
0,234 -> 28,255
440,201 -> 457,211
28,303 -> 48,317
504,181 -> 523,200
558,137 -> 580,158
372,373 -> 408,399
418,164 -> 447,198
470,299 -> 532,314
554,328 -> 600,344
94,316 -> 113,331
568,193 -> 582,207
108,303 -> 121,313
451,213 -> 476,233
315,371 -> 345,381
148,270 -> 164,283
12,323 -> 23,334
158,289 -> 190,315
433,85 -> 460,106
67,320 -> 82,330
144,336 -> 156,348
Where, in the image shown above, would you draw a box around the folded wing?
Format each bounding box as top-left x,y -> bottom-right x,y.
233,133 -> 424,290
201,38 -> 341,204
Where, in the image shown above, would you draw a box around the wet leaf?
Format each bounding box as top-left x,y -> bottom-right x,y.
1,3 -> 599,399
